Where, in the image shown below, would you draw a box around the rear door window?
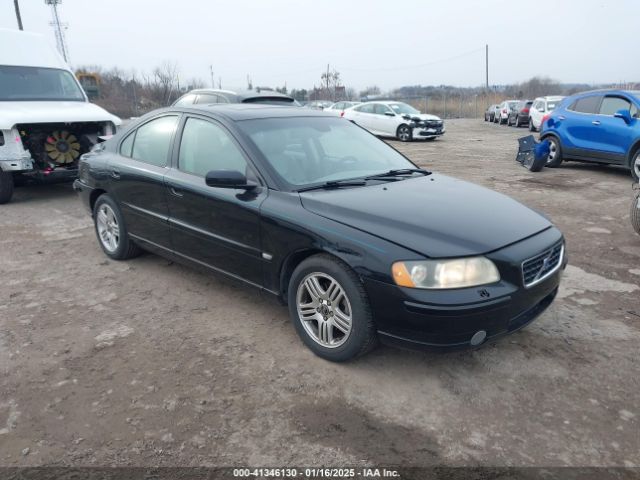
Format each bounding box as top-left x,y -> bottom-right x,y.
131,115 -> 179,167
570,96 -> 601,114
120,132 -> 134,157
357,104 -> 375,114
599,96 -> 632,116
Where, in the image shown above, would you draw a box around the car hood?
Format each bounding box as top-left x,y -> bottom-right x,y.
299,174 -> 551,258
0,101 -> 122,130
402,113 -> 441,122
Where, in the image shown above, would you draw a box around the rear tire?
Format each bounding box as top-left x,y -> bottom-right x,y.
93,194 -> 142,260
631,150 -> 640,182
529,120 -> 536,132
545,136 -> 563,168
632,187 -> 640,236
287,254 -> 377,362
514,116 -> 521,127
0,171 -> 14,204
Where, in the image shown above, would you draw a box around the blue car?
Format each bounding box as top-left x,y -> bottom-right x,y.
540,89 -> 640,181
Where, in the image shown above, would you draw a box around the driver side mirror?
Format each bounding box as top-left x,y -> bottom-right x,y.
614,109 -> 633,125
205,170 -> 256,190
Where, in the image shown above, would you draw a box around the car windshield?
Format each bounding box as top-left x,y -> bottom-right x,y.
238,117 -> 416,188
388,103 -> 420,115
0,66 -> 85,101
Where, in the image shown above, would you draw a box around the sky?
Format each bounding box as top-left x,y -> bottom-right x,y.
1,0 -> 638,91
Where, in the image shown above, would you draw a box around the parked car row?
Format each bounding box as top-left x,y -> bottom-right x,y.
484,96 -> 565,131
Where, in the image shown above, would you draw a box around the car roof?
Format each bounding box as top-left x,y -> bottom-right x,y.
174,103 -> 331,121
533,96 -> 565,101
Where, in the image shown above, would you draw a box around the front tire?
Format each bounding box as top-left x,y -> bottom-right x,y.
631,187 -> 640,236
288,254 -> 377,362
0,171 -> 14,204
396,124 -> 412,142
545,136 -> 563,167
93,194 -> 142,260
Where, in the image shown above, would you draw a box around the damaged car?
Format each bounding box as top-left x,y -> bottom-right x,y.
0,29 -> 121,204
343,101 -> 445,142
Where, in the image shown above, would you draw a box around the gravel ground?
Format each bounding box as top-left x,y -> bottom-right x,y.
0,119 -> 638,468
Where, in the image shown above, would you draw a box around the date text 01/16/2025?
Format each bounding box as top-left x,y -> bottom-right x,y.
232,468 -> 400,478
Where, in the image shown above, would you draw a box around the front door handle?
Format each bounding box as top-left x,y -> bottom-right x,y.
170,187 -> 184,197
592,120 -> 601,125
110,170 -> 120,179
557,115 -> 566,120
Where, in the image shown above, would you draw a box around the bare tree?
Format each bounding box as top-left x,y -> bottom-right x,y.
151,61 -> 180,106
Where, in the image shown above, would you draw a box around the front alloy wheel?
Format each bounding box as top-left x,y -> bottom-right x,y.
296,273 -> 352,348
397,125 -> 412,142
288,254 -> 377,361
546,137 -> 563,167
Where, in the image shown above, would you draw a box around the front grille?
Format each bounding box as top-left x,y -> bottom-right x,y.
424,120 -> 443,128
522,242 -> 563,287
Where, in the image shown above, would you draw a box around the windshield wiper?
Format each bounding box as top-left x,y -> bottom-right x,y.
296,180 -> 367,193
364,168 -> 431,180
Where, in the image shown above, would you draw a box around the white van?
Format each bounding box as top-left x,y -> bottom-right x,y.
0,28 -> 121,203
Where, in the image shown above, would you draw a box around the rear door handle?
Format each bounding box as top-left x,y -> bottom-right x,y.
110,170 -> 120,179
169,187 -> 184,197
592,120 -> 601,125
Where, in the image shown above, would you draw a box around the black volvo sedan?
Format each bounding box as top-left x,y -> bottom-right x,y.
74,104 -> 566,362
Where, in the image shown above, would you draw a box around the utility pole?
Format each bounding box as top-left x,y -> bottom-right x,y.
45,0 -> 69,62
326,63 -> 330,98
209,65 -> 214,88
218,77 -> 222,89
485,44 -> 489,89
14,0 -> 23,30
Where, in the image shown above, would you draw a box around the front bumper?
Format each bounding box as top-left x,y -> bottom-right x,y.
364,228 -> 566,351
412,127 -> 445,139
0,157 -> 33,172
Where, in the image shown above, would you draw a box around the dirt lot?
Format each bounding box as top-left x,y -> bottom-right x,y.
1,119 -> 639,469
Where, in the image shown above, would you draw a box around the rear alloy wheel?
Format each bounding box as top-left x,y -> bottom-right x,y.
631,150 -> 640,182
288,254 -> 377,362
396,124 -> 412,142
545,136 -> 563,168
631,187 -> 640,235
93,194 -> 142,260
0,170 -> 14,204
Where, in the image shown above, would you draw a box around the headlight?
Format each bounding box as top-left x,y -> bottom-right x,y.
392,257 -> 500,289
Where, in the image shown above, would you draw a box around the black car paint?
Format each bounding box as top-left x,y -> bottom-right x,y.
75,105 -> 565,350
